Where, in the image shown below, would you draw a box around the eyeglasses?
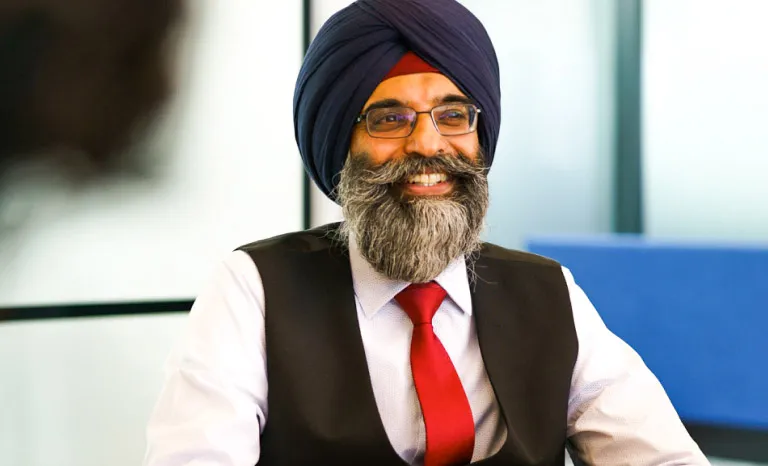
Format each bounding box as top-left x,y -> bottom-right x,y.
355,103 -> 481,139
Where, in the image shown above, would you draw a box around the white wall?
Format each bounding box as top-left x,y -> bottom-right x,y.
0,0 -> 304,306
309,0 -> 616,249
643,0 -> 768,242
0,314 -> 187,466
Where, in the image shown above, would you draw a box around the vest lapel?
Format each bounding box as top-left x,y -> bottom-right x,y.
470,248 -> 573,464
257,240 -> 405,465
471,252 -> 531,457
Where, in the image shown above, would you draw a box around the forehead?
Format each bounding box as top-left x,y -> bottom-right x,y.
364,73 -> 466,107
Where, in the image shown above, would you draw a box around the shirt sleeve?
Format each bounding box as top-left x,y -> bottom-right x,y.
143,250 -> 268,466
563,266 -> 711,465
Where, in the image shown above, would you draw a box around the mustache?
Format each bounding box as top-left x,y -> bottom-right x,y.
347,152 -> 487,186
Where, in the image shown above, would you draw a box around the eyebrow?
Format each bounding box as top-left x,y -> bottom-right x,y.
433,94 -> 473,105
362,98 -> 404,114
362,94 -> 473,114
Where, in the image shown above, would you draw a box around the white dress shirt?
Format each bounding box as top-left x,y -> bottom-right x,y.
144,238 -> 710,466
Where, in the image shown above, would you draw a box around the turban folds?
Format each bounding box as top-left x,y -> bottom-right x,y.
293,0 -> 501,201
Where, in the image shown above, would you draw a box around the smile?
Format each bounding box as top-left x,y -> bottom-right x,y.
398,171 -> 454,196
405,172 -> 448,187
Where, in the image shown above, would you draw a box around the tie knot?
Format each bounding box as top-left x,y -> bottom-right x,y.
395,281 -> 447,325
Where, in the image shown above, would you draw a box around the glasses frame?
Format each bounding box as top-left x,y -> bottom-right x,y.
354,103 -> 482,139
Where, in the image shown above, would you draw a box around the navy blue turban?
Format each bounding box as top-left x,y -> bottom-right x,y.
293,0 -> 501,201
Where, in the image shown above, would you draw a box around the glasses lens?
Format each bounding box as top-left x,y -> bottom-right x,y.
367,107 -> 415,137
433,104 -> 477,135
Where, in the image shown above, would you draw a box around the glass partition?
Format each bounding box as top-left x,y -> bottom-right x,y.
643,0 -> 768,243
0,313 -> 187,466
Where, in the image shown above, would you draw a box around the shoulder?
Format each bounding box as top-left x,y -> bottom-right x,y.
237,222 -> 343,255
479,241 -> 562,269
472,242 -> 568,292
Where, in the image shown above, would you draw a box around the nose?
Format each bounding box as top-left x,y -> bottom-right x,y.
402,113 -> 450,157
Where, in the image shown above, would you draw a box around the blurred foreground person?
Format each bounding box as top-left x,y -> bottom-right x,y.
0,0 -> 183,185
145,0 -> 710,465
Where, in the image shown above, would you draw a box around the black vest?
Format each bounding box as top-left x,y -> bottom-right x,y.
238,223 -> 578,465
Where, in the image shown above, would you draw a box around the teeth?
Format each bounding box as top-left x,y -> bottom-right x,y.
406,173 -> 448,186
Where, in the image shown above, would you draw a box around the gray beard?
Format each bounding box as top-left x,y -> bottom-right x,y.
336,151 -> 489,283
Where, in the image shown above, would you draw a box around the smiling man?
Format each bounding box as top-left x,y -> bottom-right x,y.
338,61 -> 489,285
144,1 -> 710,465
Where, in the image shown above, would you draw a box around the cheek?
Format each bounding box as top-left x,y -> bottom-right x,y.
449,134 -> 481,160
350,130 -> 405,165
349,127 -> 367,155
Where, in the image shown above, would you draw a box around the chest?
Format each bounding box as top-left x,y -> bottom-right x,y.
248,246 -> 578,465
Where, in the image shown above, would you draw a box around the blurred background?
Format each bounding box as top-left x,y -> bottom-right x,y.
0,0 -> 765,465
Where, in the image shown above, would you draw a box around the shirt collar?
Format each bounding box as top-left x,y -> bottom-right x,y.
348,233 -> 473,319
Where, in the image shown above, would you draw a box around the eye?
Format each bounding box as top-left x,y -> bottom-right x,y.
378,113 -> 406,124
436,106 -> 469,126
370,108 -> 411,130
441,110 -> 467,120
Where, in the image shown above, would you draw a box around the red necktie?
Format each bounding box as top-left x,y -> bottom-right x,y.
395,282 -> 475,466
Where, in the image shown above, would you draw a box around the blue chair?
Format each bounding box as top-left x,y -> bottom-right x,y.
527,235 -> 768,431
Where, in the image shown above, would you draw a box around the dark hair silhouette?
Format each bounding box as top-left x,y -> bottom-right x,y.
0,0 -> 183,175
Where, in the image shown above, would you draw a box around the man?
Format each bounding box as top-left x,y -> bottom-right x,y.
144,0 -> 710,464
